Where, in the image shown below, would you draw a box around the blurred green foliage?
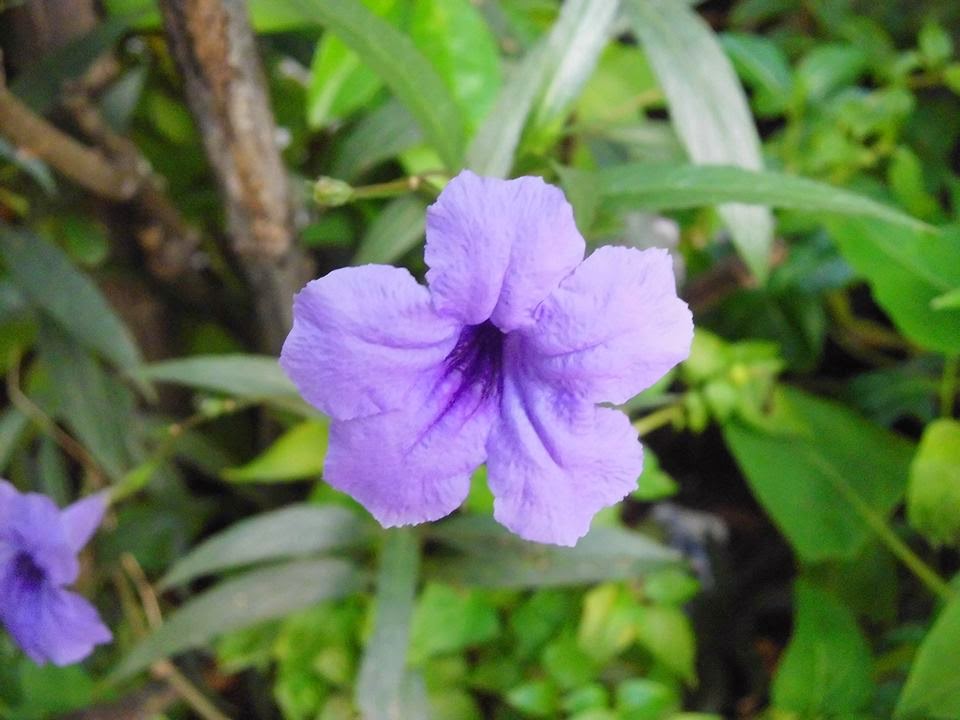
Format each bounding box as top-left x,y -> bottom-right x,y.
1,0 -> 960,718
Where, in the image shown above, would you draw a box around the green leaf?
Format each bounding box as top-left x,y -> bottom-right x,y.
578,584 -> 638,663
720,32 -> 793,116
37,322 -> 137,481
932,287 -> 960,310
223,420 -> 329,483
466,0 -> 614,177
944,63 -> 960,95
0,227 -> 143,375
643,568 -> 700,606
807,541 -> 899,625
888,146 -> 940,221
773,581 -> 874,715
918,20 -> 953,67
306,0 -> 399,129
795,44 -> 868,102
408,0 -> 502,131
634,605 -> 697,686
543,634 -> 598,690
907,419 -> 960,547
56,216 -> 110,268
597,163 -> 931,232
160,504 -> 370,588
524,0 -> 617,144
353,196 -> 427,265
563,684 -> 609,715
409,583 -> 500,663
102,0 -> 160,27
574,43 -> 657,128
134,354 -> 308,411
724,386 -> 914,561
896,594 -> 960,719
555,164 -> 602,233
827,219 -> 960,354
281,0 -> 466,169
616,678 -> 679,719
511,590 -> 577,660
356,530 -> 421,720
331,99 -> 422,180
12,662 -> 94,717
37,437 -> 70,505
624,0 -> 774,281
426,516 -> 678,588
506,679 -> 559,717
0,408 -> 28,474
633,448 -> 679,501
0,138 -> 56,195
115,558 -> 364,679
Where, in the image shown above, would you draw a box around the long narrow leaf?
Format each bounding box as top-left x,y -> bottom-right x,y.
135,354 -> 316,415
426,516 -> 679,588
0,228 -> 143,374
115,558 -> 364,679
331,99 -> 422,180
527,0 -> 619,137
284,0 -> 466,169
597,163 -> 932,231
353,195 -> 428,265
160,505 -> 371,589
356,530 -> 421,720
467,0 -> 616,177
625,0 -> 775,280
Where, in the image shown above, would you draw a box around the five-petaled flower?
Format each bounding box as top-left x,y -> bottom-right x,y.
0,481 -> 112,665
281,171 -> 693,545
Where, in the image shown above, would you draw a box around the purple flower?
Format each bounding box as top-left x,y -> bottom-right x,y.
281,171 -> 693,545
0,481 -> 112,665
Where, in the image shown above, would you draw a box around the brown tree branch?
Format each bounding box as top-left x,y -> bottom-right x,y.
0,86 -> 140,201
159,0 -> 311,352
0,1 -> 209,295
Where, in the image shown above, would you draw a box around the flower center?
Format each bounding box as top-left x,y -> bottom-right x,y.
11,552 -> 45,593
443,320 -> 505,401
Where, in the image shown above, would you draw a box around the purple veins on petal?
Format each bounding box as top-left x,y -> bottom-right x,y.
280,170 -> 693,546
0,480 -> 112,665
442,320 -> 506,405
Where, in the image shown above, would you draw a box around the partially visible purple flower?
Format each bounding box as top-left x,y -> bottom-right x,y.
0,481 -> 112,665
281,171 -> 693,546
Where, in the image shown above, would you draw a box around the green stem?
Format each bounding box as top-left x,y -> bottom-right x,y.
633,403 -> 684,437
314,171 -> 449,207
940,354 -> 958,418
110,399 -> 253,504
350,172 -> 444,201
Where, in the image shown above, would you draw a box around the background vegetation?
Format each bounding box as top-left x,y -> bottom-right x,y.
1,0 -> 959,718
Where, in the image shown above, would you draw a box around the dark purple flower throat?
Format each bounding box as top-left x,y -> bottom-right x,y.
443,320 -> 505,402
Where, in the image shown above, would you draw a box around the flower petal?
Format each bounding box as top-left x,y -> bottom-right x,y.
425,171 -> 585,331
0,479 -> 16,527
527,246 -> 693,404
2,584 -> 111,666
1,492 -> 77,586
281,265 -> 460,421
324,370 -> 497,527
486,340 -> 644,546
60,493 -> 108,553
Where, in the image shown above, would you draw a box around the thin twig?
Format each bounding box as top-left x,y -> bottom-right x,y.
120,554 -> 233,720
0,87 -> 140,200
6,351 -> 106,485
633,403 -> 685,436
